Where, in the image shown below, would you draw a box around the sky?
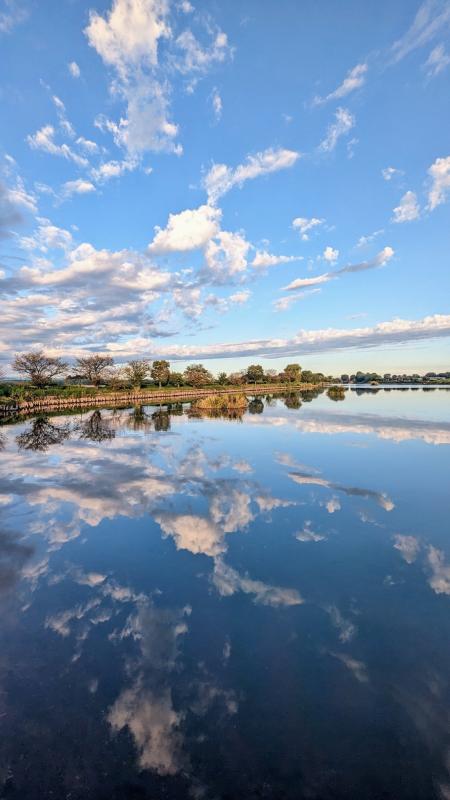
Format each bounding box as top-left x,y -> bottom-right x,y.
0,0 -> 449,377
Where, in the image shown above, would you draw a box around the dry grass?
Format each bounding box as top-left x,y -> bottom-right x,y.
194,393 -> 248,412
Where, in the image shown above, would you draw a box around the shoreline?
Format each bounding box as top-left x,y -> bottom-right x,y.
0,382 -> 324,417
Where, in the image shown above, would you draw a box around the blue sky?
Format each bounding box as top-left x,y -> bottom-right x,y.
1,0 -> 449,376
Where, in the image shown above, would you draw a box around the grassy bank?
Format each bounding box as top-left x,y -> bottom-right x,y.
0,383 -> 325,416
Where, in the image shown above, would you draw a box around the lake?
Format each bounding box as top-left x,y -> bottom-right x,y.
0,388 -> 449,799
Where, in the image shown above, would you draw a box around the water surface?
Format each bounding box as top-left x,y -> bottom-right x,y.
0,389 -> 449,799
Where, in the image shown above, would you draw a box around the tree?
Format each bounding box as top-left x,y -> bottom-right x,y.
75,354 -> 114,387
13,351 -> 67,388
152,407 -> 171,431
169,371 -> 184,387
217,372 -> 228,385
151,360 -> 170,388
283,363 -> 302,384
228,372 -> 245,386
246,364 -> 264,385
341,374 -> 350,383
124,359 -> 151,388
183,364 -> 213,388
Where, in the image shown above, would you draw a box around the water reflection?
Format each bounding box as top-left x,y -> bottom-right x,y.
0,390 -> 449,798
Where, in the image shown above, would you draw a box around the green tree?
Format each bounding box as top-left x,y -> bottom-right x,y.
124,359 -> 151,388
183,364 -> 213,388
13,351 -> 68,388
217,372 -> 228,385
169,371 -> 184,387
75,354 -> 114,387
151,360 -> 170,388
246,364 -> 264,385
283,363 -> 302,383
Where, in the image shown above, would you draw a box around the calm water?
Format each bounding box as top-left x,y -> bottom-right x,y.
0,389 -> 449,800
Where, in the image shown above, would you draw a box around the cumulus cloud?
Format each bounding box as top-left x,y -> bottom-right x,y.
203,147 -> 300,204
391,0 -> 450,63
292,216 -> 324,240
252,250 -> 302,269
313,62 -> 367,105
84,0 -> 179,156
427,155 -> 450,209
229,289 -> 250,304
62,179 -> 96,197
148,204 -> 221,253
319,107 -> 355,152
283,246 -> 394,291
323,245 -> 339,263
392,190 -> 420,222
204,230 -> 251,279
85,0 -> 231,158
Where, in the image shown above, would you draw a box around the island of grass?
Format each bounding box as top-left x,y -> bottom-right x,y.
194,393 -> 248,413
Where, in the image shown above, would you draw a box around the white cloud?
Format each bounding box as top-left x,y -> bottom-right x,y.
393,534 -> 420,564
391,0 -> 450,63
20,222 -> 73,252
62,179 -> 96,197
212,558 -> 303,607
292,216 -> 324,241
319,107 -> 355,152
68,61 -> 81,78
27,124 -> 89,167
91,158 -> 138,182
205,230 -> 251,278
382,166 -> 403,181
85,0 -> 180,157
273,288 -> 321,312
85,0 -> 170,76
179,0 -> 193,11
148,204 -> 221,253
313,62 -> 367,105
428,545 -> 450,595
211,87 -> 222,121
229,289 -> 251,304
252,250 -> 302,269
175,28 -> 231,75
356,229 -> 384,248
76,136 -> 99,153
156,513 -> 224,556
0,0 -> 28,33
204,147 -> 300,204
283,246 -> 394,291
427,155 -> 450,209
323,245 -> 339,263
392,190 -> 420,223
424,42 -> 450,75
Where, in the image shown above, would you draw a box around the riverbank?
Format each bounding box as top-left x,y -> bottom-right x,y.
0,382 -> 324,416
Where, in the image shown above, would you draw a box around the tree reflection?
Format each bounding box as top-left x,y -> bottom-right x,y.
16,416 -> 71,451
79,410 -> 115,442
283,392 -> 302,409
248,397 -> 264,414
128,405 -> 153,432
152,407 -> 171,432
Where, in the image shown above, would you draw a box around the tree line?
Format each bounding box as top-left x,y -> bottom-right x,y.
4,351 -> 329,390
